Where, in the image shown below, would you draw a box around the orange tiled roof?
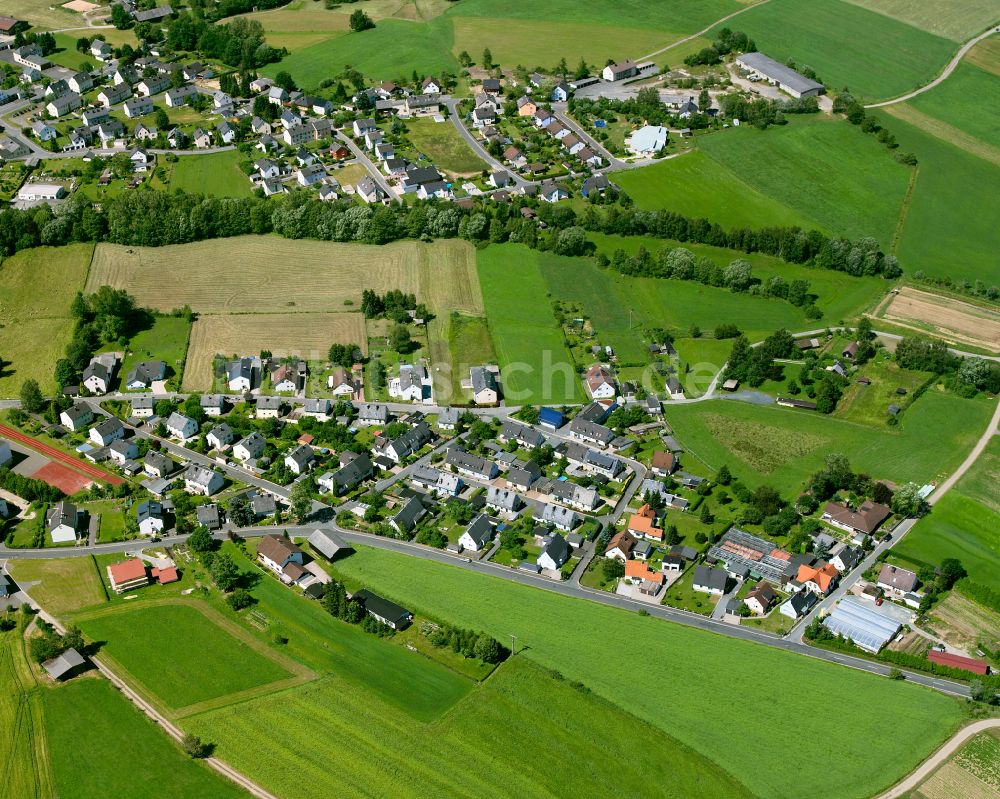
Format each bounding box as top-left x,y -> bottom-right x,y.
796,562 -> 839,592
108,558 -> 146,583
625,559 -> 664,584
627,504 -> 663,540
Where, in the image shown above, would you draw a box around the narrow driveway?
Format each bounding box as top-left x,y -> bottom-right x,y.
444,99 -> 530,188
334,130 -> 400,203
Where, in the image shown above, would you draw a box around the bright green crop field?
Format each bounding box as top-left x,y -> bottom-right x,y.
76,602 -> 295,712
896,436 -> 1000,591
477,245 -> 585,404
845,0 -> 999,42
328,546 -> 964,799
43,678 -> 248,799
698,117 -> 911,245
613,150 -> 822,231
872,108 -> 1000,286
191,656 -> 751,799
906,61 -> 1000,150
169,151 -> 253,199
664,390 -> 993,494
714,0 -> 958,100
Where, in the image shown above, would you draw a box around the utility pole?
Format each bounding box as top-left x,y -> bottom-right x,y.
509,633 -> 517,657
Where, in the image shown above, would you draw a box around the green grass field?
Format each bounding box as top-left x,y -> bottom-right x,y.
477,245 -> 585,404
586,232 -> 887,325
844,0 -> 999,41
833,360 -> 933,426
872,108 -> 1000,285
0,242 -> 94,397
168,151 -> 253,198
698,118 -> 911,244
443,313 -> 496,401
403,116 -> 487,176
328,546 -> 964,799
895,436 -> 1000,591
76,602 -> 295,712
43,678 -> 248,799
906,62 -> 1000,150
0,630 -> 53,799
664,390 -> 993,494
49,34 -> 99,71
614,150 -> 822,231
715,0 -> 959,101
263,19 -> 458,87
121,315 -> 192,388
192,656 -> 751,799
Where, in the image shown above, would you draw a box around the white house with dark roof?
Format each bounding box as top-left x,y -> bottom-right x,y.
458,514 -> 494,552
90,416 -> 125,447
60,404 -> 94,431
184,465 -> 224,496
206,423 -> 234,450
166,412 -> 198,441
233,432 -> 266,462
47,501 -> 81,543
284,443 -> 315,476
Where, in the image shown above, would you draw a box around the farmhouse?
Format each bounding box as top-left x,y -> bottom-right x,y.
258,534 -> 308,585
735,52 -> 825,99
458,514 -> 494,552
107,558 -> 149,593
353,589 -> 413,630
821,500 -> 891,536
47,501 -> 81,543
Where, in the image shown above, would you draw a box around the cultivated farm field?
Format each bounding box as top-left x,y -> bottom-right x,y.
903,61 -> 1000,152
0,243 -> 93,397
87,237 -> 482,315
183,312 -> 366,390
875,287 -> 1000,352
713,0 -> 959,101
966,35 -> 1000,77
329,546 -> 964,799
914,732 -> 1000,799
896,437 -> 1000,592
75,601 -> 306,715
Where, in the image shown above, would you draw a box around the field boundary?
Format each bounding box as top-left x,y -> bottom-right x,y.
890,165 -> 919,254
884,104 -> 1000,167
72,598 -> 318,719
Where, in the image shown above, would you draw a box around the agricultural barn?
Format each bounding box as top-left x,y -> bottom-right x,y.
735,52 -> 825,99
821,598 -> 900,653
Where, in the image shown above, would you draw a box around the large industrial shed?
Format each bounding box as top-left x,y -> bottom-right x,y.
822,597 -> 901,653
735,52 -> 825,98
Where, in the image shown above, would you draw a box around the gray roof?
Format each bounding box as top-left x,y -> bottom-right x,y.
737,52 -> 824,95
463,514 -> 494,548
136,500 -> 162,523
42,648 -> 85,679
143,450 -> 175,474
446,448 -> 494,477
470,366 -> 498,396
486,485 -> 520,511
285,443 -> 314,469
539,532 -> 569,565
308,529 -> 349,559
92,417 -> 123,438
47,501 -> 78,531
693,564 -> 728,591
392,495 -> 425,532
327,453 -> 373,491
185,465 -> 221,488
358,403 -> 388,422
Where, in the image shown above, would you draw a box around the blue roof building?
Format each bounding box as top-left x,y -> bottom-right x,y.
539,407 -> 564,429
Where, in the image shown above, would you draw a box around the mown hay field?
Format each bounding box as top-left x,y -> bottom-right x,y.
183,312 -> 367,390
329,546 -> 964,799
844,0 -> 999,41
0,630 -> 52,799
191,656 -> 752,799
87,237 -> 483,315
7,557 -> 107,616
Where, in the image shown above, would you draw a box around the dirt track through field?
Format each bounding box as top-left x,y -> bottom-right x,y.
0,423 -> 123,487
878,288 -> 1000,352
884,104 -> 1000,167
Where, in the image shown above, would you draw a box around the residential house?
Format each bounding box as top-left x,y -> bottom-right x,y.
356,177 -> 386,204
780,590 -> 818,620
877,564 -> 918,598
200,394 -> 225,417
624,559 -> 665,593
164,85 -> 199,107
651,450 -> 677,477
538,182 -> 570,203
193,128 -> 212,148
83,355 -> 117,394
206,423 -> 234,450
506,462 -> 541,492
470,366 -> 499,404
791,562 -> 839,595
666,376 -> 685,400
166,412 -> 198,440
389,363 -> 432,403
551,81 -> 571,102
421,77 -> 441,94
821,500 -> 891,537
258,534 -> 309,585
458,514 -> 494,552
90,417 -> 125,447
233,432 -> 266,462
60,404 -> 94,431
125,361 -> 166,389
327,368 -> 355,396
143,451 -> 176,479
374,422 -> 434,464
499,421 -> 544,450
184,465 -> 224,496
97,83 -> 131,108
693,565 -> 729,595
517,96 -> 537,117
567,416 -> 614,448
108,439 -> 139,464
604,530 -> 638,561
627,503 -> 663,542
390,495 -> 426,534
319,453 -> 373,495
585,364 -> 617,400
129,148 -> 153,172
437,407 -> 460,430
410,466 -> 462,497
256,396 -> 285,419
302,398 -> 332,420
46,92 -> 82,118
602,60 -> 638,81
534,503 -> 578,532
284,443 -> 315,476
446,449 -> 498,481
537,532 -> 570,570
137,75 -> 170,97
227,357 -> 259,391
123,96 -> 153,118
107,558 -> 149,594
745,583 -> 778,615
357,403 -> 389,426
831,545 -> 864,574
31,120 -> 57,141
136,500 -> 165,536
353,589 -> 413,630
47,501 -> 81,543
485,486 -> 522,515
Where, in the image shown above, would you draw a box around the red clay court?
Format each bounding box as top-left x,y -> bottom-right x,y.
31,462 -> 94,495
0,422 -> 123,491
